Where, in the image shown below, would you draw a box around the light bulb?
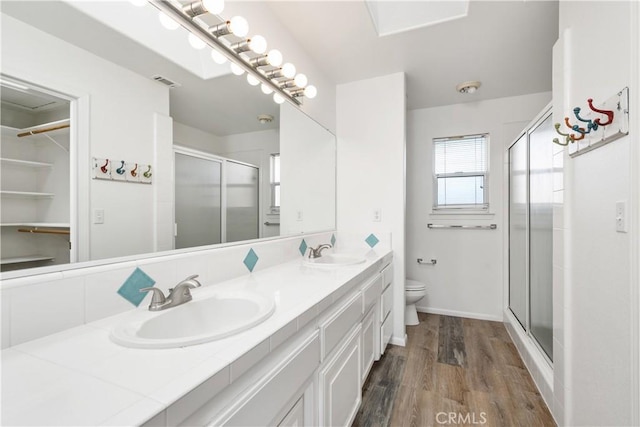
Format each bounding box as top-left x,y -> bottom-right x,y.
304,85 -> 317,99
229,16 -> 249,37
466,86 -> 477,94
129,0 -> 147,7
247,74 -> 260,86
248,35 -> 267,54
188,33 -> 206,50
159,11 -> 180,30
281,63 -> 296,79
294,73 -> 308,88
273,93 -> 285,104
211,49 -> 227,64
230,63 -> 245,76
266,49 -> 283,67
202,0 -> 224,14
261,84 -> 273,95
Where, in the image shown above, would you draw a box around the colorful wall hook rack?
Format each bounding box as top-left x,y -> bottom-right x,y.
553,87 -> 629,158
92,157 -> 153,184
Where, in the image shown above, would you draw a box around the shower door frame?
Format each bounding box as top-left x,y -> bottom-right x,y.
507,105 -> 554,366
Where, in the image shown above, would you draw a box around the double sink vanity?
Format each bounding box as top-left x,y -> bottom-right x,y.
2,247 -> 394,426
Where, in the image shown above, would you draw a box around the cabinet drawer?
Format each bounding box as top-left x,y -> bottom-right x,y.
321,291 -> 363,358
381,283 -> 393,321
362,274 -> 382,313
382,263 -> 393,289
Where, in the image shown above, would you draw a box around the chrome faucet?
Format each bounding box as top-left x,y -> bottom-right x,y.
140,274 -> 202,311
308,244 -> 332,259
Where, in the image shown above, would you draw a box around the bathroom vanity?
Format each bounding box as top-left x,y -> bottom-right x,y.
1,249 -> 393,426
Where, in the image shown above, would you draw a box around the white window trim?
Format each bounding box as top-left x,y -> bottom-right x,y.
432,133 -> 490,213
270,153 -> 280,213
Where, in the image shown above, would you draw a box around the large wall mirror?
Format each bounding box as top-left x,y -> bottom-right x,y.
0,0 -> 336,276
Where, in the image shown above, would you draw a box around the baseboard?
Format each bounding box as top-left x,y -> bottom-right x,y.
416,306 -> 502,322
390,334 -> 407,347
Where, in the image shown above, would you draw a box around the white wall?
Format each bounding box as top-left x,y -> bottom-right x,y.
1,14 -> 171,262
556,1 -> 640,425
406,92 -> 551,321
280,103 -> 336,236
336,72 -> 406,344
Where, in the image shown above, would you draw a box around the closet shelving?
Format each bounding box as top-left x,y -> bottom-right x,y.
1,117 -> 71,271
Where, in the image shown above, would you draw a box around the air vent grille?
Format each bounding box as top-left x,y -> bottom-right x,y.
152,75 -> 181,88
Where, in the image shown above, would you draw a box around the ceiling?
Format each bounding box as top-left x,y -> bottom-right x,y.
266,0 -> 558,110
2,0 -> 558,134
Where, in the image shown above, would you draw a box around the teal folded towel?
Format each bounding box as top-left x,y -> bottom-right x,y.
117,267 -> 156,307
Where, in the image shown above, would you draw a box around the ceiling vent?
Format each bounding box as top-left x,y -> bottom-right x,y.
152,75 -> 181,88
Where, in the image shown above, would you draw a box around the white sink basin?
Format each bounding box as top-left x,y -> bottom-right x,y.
303,253 -> 366,268
111,290 -> 275,349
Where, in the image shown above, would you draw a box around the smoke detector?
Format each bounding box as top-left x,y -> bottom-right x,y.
258,114 -> 274,124
456,81 -> 481,94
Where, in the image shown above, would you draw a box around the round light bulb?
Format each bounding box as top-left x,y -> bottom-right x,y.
304,85 -> 317,99
247,74 -> 260,86
248,35 -> 267,54
294,73 -> 308,88
266,49 -> 283,67
159,11 -> 179,30
202,0 -> 224,15
261,84 -> 273,95
211,49 -> 227,64
466,86 -> 477,94
229,16 -> 249,37
188,33 -> 206,50
273,93 -> 285,104
230,63 -> 245,76
281,63 -> 296,79
129,0 -> 147,7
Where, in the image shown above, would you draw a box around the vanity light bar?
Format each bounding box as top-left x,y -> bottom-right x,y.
148,0 -> 309,106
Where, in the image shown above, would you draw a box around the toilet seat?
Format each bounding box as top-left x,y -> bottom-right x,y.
405,279 -> 426,291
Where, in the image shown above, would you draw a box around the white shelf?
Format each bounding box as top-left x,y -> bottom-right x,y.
0,256 -> 54,265
1,223 -> 70,228
0,191 -> 55,198
1,158 -> 53,168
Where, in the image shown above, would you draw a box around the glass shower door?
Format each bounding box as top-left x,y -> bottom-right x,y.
529,115 -> 554,359
509,133 -> 528,328
225,161 -> 259,243
174,153 -> 222,249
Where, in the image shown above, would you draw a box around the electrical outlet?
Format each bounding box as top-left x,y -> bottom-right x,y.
93,209 -> 104,224
297,211 -> 303,221
616,200 -> 627,233
373,209 -> 382,222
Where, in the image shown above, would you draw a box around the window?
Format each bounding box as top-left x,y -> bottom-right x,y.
433,134 -> 488,210
270,153 -> 280,212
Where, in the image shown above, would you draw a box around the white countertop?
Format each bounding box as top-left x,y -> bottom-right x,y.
1,249 -> 392,426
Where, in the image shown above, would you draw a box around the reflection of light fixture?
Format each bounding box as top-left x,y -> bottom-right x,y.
456,81 -> 481,94
147,1 -> 315,105
258,114 -> 274,124
188,33 -> 206,50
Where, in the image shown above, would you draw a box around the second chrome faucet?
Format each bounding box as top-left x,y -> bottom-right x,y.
140,274 -> 202,311
308,244 -> 332,259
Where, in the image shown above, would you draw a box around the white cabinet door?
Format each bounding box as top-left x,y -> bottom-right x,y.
319,324 -> 362,427
361,307 -> 376,384
381,311 -> 393,355
278,396 -> 304,427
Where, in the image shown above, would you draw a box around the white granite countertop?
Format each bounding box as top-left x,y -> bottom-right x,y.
1,249 -> 392,426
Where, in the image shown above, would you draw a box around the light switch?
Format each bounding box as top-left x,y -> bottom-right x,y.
373,209 -> 382,222
297,211 -> 303,221
616,200 -> 627,233
93,209 -> 104,224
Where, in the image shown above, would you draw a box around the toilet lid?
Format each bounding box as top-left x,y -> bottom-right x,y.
405,279 -> 426,290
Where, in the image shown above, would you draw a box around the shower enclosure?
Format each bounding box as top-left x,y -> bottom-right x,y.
508,107 -> 554,361
174,148 -> 259,250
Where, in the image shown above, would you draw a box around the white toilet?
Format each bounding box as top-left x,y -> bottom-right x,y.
405,279 -> 427,325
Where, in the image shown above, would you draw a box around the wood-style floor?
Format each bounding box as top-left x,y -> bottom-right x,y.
353,313 -> 556,427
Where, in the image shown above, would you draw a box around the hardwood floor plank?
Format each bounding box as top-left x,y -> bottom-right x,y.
358,314 -> 555,427
437,316 -> 467,367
